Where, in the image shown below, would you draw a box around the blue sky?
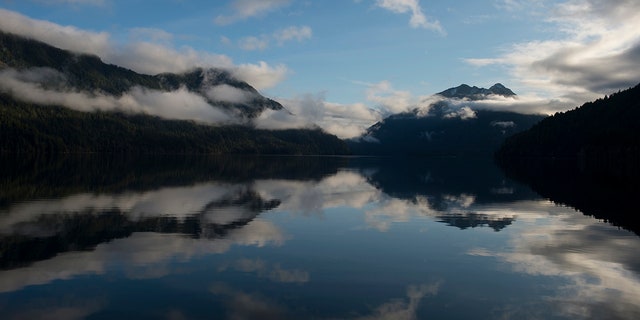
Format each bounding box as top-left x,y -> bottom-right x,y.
1,0 -> 639,137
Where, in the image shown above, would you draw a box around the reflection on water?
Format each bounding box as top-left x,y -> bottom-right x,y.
0,155 -> 638,319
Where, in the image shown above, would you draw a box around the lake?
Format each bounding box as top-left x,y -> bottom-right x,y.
0,155 -> 638,319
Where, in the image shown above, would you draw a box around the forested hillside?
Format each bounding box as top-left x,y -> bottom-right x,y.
0,31 -> 348,155
496,83 -> 640,175
0,93 -> 348,155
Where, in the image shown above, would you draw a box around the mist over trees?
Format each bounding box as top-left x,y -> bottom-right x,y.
0,31 -> 348,155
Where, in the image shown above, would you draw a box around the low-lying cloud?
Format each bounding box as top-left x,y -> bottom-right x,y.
205,84 -> 256,104
0,68 -> 237,124
255,93 -> 382,139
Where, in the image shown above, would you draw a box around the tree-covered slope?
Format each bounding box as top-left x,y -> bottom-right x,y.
0,93 -> 348,155
0,30 -> 282,117
349,108 -> 545,156
348,83 -> 545,156
496,83 -> 640,159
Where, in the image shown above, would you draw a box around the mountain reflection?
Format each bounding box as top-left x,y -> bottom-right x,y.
499,158 -> 640,235
0,185 -> 281,270
0,155 -> 534,285
437,212 -> 514,231
1,155 -> 639,318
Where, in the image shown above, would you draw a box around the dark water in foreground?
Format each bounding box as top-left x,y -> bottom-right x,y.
0,155 -> 638,319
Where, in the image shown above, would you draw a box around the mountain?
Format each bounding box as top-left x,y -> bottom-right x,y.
496,83 -> 640,177
0,31 -> 282,118
348,84 -> 545,156
437,83 -> 516,100
0,31 -> 348,154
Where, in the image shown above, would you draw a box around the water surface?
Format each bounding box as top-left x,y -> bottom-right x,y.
0,155 -> 638,319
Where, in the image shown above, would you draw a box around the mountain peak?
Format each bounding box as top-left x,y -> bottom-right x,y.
438,83 -> 516,100
489,83 -> 516,96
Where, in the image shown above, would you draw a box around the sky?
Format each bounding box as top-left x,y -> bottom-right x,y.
0,0 -> 639,138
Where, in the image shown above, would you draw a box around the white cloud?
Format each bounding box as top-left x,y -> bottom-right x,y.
238,36 -> 269,51
0,68 -> 237,124
232,25 -> 313,51
356,282 -> 441,320
0,8 -> 111,57
214,0 -> 292,25
255,93 -> 381,138
375,0 -> 444,33
0,9 -> 288,90
475,210 -> 640,319
232,61 -> 289,90
206,84 -> 256,104
273,25 -> 312,45
365,80 -> 419,115
444,106 -> 477,119
467,0 -> 640,109
0,221 -> 286,293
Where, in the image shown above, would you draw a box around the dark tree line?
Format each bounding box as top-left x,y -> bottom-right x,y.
496,82 -> 640,178
0,93 -> 349,155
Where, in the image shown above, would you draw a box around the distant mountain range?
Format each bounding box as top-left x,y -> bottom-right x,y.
437,83 -> 516,100
348,83 -> 546,155
0,31 -> 348,154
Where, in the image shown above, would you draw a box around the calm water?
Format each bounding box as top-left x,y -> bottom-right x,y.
0,155 -> 638,319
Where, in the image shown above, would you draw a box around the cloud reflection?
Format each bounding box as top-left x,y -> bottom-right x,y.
0,220 -> 285,293
355,282 -> 441,320
469,210 -> 640,319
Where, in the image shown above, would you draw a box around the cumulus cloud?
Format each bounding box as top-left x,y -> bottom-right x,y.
214,0 -> 292,25
0,9 -> 288,90
467,0 -> 640,108
375,0 -> 444,33
0,68 -> 237,124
